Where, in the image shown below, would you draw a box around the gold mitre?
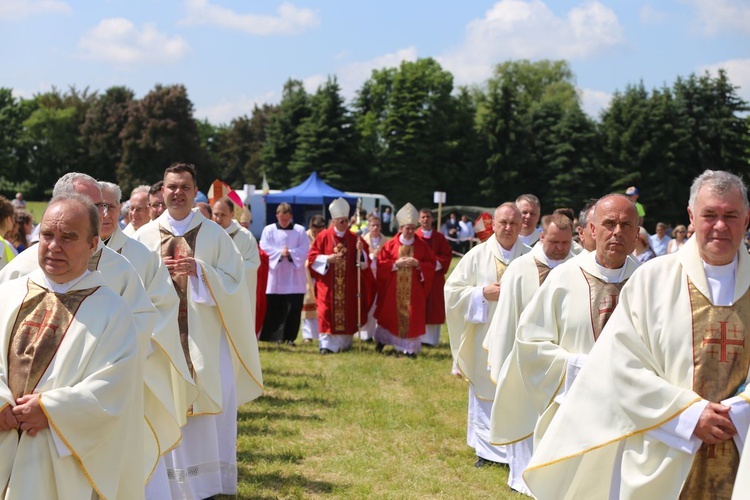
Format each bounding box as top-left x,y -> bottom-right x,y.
396,203 -> 419,226
329,197 -> 350,219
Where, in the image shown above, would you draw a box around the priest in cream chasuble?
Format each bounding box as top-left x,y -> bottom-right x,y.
444,202 -> 529,466
525,171 -> 750,500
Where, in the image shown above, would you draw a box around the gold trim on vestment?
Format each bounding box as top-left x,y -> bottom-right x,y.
8,283 -> 98,400
39,395 -> 107,500
143,415 -> 160,485
396,244 -> 414,338
494,257 -> 508,283
680,280 -> 750,499
160,225 -> 201,380
533,258 -> 551,286
87,249 -> 103,271
332,238 -> 347,334
580,269 -> 627,341
200,263 -> 264,393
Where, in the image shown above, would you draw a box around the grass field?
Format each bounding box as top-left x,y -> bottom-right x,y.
20,201 -> 48,223
226,337 -> 526,500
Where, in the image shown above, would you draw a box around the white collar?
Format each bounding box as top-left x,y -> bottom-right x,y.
43,270 -> 92,293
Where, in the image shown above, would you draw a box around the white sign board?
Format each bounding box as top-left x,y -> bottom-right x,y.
433,191 -> 446,204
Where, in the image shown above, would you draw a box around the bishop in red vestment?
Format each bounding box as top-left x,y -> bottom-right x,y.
374,203 -> 436,357
308,198 -> 374,354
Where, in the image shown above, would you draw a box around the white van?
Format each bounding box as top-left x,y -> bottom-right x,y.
345,191 -> 397,233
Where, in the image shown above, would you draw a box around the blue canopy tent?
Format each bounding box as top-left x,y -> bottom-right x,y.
263,172 -> 358,226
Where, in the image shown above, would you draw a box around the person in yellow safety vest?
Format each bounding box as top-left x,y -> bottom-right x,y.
0,196 -> 17,270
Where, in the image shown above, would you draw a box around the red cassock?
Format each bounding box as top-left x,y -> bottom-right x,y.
415,228 -> 453,325
374,236 -> 436,339
255,248 -> 270,337
308,228 -> 374,335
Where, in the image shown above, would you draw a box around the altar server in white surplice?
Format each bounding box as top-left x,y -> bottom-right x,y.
483,212 -> 574,494
0,195 -> 143,499
136,163 -> 264,500
445,202 -> 530,467
525,170 -> 750,500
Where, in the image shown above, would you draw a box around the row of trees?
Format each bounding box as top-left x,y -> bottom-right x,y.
1,59 -> 748,226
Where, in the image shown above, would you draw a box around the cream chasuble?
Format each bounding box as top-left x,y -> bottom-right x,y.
226,219 -> 260,335
490,251 -> 639,446
484,243 -> 573,385
524,237 -> 750,500
445,238 -> 530,401
106,226 -> 198,476
136,211 -> 264,413
0,237 -> 168,482
0,271 -> 143,500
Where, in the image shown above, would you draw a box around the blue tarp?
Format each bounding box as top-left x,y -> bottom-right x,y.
264,172 -> 357,205
263,172 -> 358,225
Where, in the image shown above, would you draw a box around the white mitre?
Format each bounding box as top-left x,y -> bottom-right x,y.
329,197 -> 350,219
396,203 -> 419,226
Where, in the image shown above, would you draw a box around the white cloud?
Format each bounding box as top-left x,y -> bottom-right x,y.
437,0 -> 624,85
0,0 -> 70,21
685,0 -> 750,35
303,47 -> 418,100
578,88 -> 612,118
639,5 -> 666,25
699,58 -> 750,103
180,0 -> 319,35
78,18 -> 189,66
195,91 -> 276,125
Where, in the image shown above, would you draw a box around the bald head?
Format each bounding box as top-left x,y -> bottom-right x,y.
493,202 -> 522,250
591,194 -> 639,268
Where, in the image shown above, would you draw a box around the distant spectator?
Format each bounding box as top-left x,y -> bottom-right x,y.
633,226 -> 656,263
458,214 -> 475,253
0,196 -> 16,269
625,186 -> 646,226
11,192 -> 25,211
649,221 -> 671,256
12,211 -> 33,252
667,224 -> 687,253
444,212 -> 460,251
381,207 -> 392,235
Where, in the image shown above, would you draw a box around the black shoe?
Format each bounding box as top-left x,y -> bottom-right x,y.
364,338 -> 374,344
286,340 -> 296,347
404,352 -> 417,359
320,348 -> 333,355
375,342 -> 385,353
474,457 -> 500,468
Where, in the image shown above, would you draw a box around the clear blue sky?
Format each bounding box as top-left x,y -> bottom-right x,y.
2,0 -> 748,124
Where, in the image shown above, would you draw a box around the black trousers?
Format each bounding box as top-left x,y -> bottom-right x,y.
259,293 -> 304,343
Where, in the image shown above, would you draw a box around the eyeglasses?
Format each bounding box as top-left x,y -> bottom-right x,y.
129,206 -> 148,213
94,203 -> 115,215
149,202 -> 166,209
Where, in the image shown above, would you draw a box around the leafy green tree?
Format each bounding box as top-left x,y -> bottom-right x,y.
80,86 -> 135,184
261,80 -> 310,189
0,89 -> 38,197
289,77 -> 360,189
119,84 -> 204,192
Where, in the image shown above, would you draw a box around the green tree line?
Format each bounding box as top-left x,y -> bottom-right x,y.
1,59 -> 748,228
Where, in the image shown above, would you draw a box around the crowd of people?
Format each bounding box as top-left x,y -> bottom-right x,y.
0,167 -> 749,498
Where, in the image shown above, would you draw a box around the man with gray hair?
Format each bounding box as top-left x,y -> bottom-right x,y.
516,194 -> 541,247
575,199 -> 597,253
525,170 -> 750,499
123,184 -> 151,235
0,193 -> 143,498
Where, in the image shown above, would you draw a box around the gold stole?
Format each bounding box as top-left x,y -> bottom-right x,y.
495,258 -> 508,283
8,282 -> 98,400
331,235 -> 348,334
580,269 -> 627,341
87,249 -> 103,271
680,281 -> 750,500
534,258 -> 551,286
160,225 -> 201,380
396,243 -> 414,338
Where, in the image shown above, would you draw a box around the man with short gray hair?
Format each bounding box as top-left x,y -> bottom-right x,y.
123,184 -> 151,235
516,194 -> 541,247
525,170 -> 750,499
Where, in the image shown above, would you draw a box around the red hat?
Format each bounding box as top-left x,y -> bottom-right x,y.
474,212 -> 493,242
